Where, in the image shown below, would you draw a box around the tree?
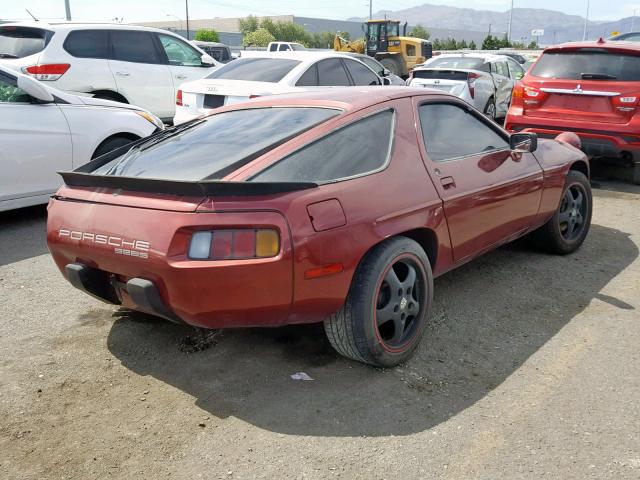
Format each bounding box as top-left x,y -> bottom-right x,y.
458,39 -> 468,49
310,31 -> 338,49
259,18 -> 311,46
527,40 -> 538,49
411,25 -> 430,40
243,28 -> 275,47
239,15 -> 259,36
194,29 -> 220,42
469,40 -> 477,50
482,34 -> 499,50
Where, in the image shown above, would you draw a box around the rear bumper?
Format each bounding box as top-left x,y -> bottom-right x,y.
506,116 -> 640,160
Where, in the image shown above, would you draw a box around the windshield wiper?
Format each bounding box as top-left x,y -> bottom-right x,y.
0,53 -> 18,59
581,73 -> 617,80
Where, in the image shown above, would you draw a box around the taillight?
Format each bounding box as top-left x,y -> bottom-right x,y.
176,89 -> 183,106
188,229 -> 280,260
24,64 -> 70,81
467,72 -> 480,99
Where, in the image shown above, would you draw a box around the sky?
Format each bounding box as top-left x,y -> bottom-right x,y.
2,0 -> 639,24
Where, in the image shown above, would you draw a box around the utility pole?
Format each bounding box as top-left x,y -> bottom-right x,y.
507,0 -> 514,43
632,9 -> 637,32
185,0 -> 190,40
64,0 -> 71,21
369,0 -> 373,21
582,0 -> 590,40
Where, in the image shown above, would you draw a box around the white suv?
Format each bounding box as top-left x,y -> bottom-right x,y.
0,22 -> 220,122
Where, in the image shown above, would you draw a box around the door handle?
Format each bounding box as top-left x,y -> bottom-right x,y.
175,74 -> 188,80
440,176 -> 456,189
115,71 -> 130,77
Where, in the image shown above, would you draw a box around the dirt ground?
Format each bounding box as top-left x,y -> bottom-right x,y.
1,181 -> 639,479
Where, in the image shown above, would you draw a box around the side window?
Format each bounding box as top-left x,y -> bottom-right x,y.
317,58 -> 351,86
507,59 -> 524,79
296,64 -> 318,86
0,74 -> 31,103
492,61 -> 509,77
406,44 -> 416,57
269,44 -> 278,52
111,30 -> 162,64
252,110 -> 395,183
361,57 -> 384,76
63,30 -> 109,59
419,103 -> 508,161
158,34 -> 202,66
279,44 -> 291,51
343,59 -> 380,86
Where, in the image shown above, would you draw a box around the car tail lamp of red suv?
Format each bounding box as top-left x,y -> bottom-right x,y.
511,82 -> 549,109
24,64 -> 70,81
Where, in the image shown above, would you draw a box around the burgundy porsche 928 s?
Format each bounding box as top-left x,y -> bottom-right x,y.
47,87 -> 592,367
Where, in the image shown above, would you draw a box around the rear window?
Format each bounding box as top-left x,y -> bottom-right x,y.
0,26 -> 50,59
413,70 -> 469,81
92,107 -> 340,181
424,56 -> 488,71
531,50 -> 640,81
206,58 -> 301,82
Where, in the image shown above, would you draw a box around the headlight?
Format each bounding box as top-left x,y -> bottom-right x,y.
135,110 -> 165,130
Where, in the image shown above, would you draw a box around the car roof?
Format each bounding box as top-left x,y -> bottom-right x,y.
544,39 -> 640,53
238,51 -> 364,61
0,21 -> 182,35
428,52 -> 511,62
216,86 -> 448,114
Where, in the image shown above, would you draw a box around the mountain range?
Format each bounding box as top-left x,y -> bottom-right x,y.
349,4 -> 638,44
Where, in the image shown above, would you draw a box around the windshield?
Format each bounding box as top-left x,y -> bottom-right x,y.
206,58 -> 301,82
531,51 -> 640,81
0,26 -> 50,59
423,56 -> 486,70
92,107 -> 340,181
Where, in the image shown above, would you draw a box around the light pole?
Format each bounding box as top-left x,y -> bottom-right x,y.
166,14 -> 183,32
185,0 -> 190,40
632,9 -> 637,32
507,0 -> 514,44
64,0 -> 71,21
582,0 -> 590,41
368,0 -> 373,20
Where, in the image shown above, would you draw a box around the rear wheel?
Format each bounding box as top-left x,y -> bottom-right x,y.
530,170 -> 592,254
379,57 -> 403,77
483,97 -> 496,119
324,237 -> 433,367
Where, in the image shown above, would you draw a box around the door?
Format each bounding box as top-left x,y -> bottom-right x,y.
342,58 -> 381,85
156,33 -> 216,93
107,30 -> 174,119
415,100 -> 543,261
0,71 -> 71,205
490,60 -> 513,116
316,58 -> 351,86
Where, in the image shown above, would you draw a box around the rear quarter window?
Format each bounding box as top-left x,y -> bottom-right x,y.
63,30 -> 109,59
531,50 -> 640,81
251,110 -> 395,183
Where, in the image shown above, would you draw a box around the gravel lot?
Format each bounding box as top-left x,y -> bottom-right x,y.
1,181 -> 639,480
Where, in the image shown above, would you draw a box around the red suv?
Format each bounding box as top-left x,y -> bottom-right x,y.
505,39 -> 640,183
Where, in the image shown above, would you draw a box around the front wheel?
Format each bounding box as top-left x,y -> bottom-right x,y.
379,57 -> 403,77
483,97 -> 496,120
530,170 -> 592,254
324,237 -> 433,367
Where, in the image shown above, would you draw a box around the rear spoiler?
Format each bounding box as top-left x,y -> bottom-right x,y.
58,171 -> 318,197
58,127 -> 318,197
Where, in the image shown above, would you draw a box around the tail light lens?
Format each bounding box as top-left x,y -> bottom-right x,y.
176,89 -> 183,106
467,72 -> 481,99
24,64 -> 70,81
188,229 -> 279,260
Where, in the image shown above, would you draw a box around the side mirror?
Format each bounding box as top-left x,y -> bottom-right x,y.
381,68 -> 391,77
510,132 -> 538,153
16,75 -> 55,103
201,54 -> 215,67
382,77 -> 391,85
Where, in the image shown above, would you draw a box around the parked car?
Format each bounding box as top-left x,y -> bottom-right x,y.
47,87 -> 591,367
191,40 -> 232,63
407,53 -> 525,119
267,42 -> 306,52
0,22 -> 220,122
499,52 -> 527,64
505,39 -> 640,184
0,65 -> 163,212
609,32 -> 640,41
174,52 -> 386,124
343,53 -> 406,85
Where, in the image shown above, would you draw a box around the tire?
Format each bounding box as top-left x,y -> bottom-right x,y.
92,135 -> 137,159
483,97 -> 496,120
324,237 -> 433,368
530,170 -> 592,254
379,57 -> 403,77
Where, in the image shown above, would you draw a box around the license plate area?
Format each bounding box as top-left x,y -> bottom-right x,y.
204,94 -> 225,109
